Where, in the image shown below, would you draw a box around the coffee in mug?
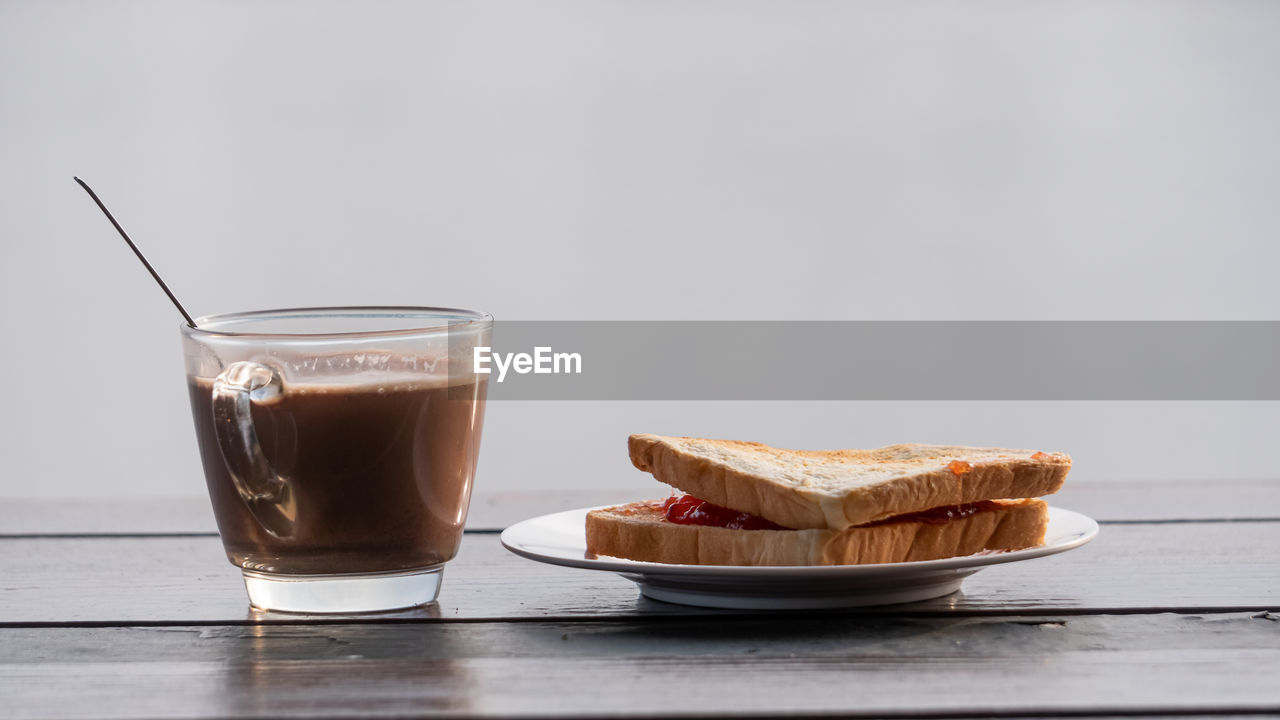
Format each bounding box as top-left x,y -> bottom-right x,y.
181,307 -> 490,613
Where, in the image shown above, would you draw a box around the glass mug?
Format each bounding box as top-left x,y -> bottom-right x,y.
181,307 -> 490,613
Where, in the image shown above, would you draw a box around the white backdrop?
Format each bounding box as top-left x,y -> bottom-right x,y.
2,0 -> 1277,499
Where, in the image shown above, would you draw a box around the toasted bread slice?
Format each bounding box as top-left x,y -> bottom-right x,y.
586,498 -> 1049,566
628,434 -> 1069,530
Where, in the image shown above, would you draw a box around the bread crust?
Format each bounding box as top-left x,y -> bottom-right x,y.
628,434 -> 1070,530
585,498 -> 1049,566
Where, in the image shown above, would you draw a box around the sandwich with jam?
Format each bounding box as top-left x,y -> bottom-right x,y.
585,434 -> 1071,566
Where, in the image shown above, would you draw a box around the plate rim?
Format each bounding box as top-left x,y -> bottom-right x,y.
499,504 -> 1099,578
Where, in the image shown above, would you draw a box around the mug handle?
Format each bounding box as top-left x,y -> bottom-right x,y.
211,361 -> 296,539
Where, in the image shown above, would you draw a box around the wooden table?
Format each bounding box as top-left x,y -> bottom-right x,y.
3,480 -> 1278,719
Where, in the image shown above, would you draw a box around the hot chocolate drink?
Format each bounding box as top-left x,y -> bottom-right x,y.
188,376 -> 486,575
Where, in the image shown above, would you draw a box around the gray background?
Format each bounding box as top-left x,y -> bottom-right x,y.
2,0 -> 1277,500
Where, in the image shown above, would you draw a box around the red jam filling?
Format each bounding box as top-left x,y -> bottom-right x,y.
660,495 -> 1003,530
660,491 -> 1008,527
661,495 -> 788,530
865,500 -> 1002,526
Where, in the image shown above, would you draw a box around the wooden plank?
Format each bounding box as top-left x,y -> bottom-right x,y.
1,521 -> 1276,625
0,497 -> 219,535
1,613 -> 1278,718
1051,478 -> 1280,523
3,480 -> 1279,535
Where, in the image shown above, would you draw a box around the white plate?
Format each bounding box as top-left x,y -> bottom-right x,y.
500,506 -> 1098,609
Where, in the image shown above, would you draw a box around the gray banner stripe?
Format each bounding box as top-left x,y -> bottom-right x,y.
451,321 -> 1280,400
